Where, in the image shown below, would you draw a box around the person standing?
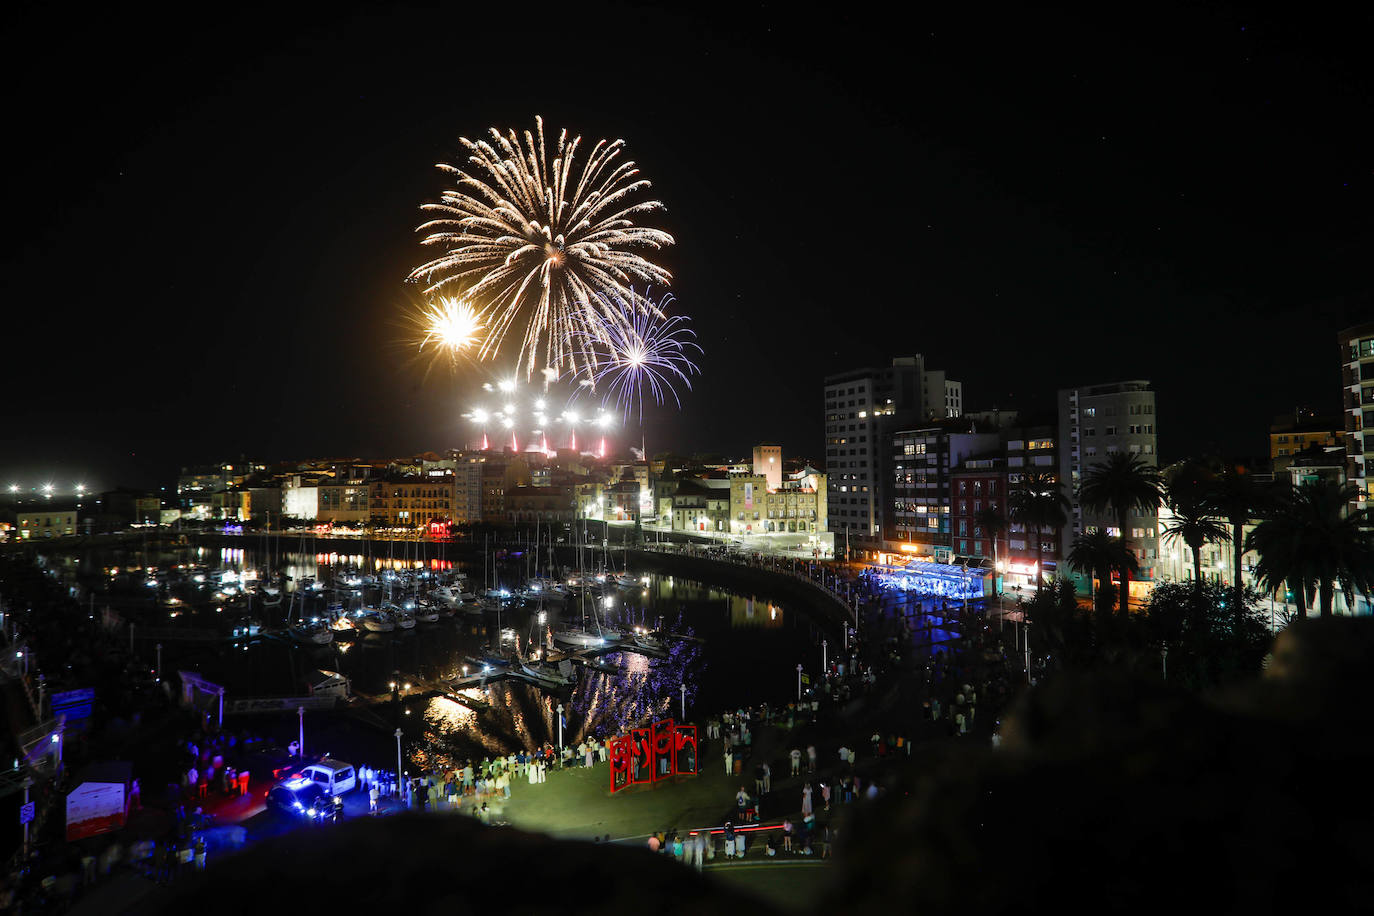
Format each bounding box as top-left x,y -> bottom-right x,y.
369,784 -> 379,814
722,822 -> 735,859
762,762 -> 772,794
821,782 -> 831,811
806,744 -> 817,773
789,747 -> 801,776
692,830 -> 705,872
801,783 -> 813,817
724,746 -> 733,776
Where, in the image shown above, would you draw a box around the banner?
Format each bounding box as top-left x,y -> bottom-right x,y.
630,727 -> 654,784
66,782 -> 126,842
744,482 -> 754,510
609,735 -> 633,792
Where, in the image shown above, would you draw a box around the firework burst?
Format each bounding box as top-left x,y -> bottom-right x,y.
418,295 -> 485,365
589,289 -> 701,422
411,117 -> 675,383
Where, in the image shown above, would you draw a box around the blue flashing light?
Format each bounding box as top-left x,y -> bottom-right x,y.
283,777 -> 312,791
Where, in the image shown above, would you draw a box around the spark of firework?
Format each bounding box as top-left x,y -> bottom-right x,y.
411,117 -> 675,383
418,296 -> 485,365
589,289 -> 701,422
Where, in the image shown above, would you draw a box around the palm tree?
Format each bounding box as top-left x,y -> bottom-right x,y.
1079,453 -> 1163,615
1159,491 -> 1230,596
1203,465 -> 1273,626
1010,470 -> 1070,593
973,505 -> 1007,592
1247,479 -> 1374,617
1066,528 -> 1138,615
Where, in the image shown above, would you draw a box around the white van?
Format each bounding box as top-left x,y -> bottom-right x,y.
299,759 -> 357,796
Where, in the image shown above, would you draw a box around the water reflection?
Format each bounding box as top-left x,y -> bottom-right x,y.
42,540 -> 829,764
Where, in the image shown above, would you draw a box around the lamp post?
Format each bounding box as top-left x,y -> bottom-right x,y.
679,683 -> 687,721
822,638 -> 828,673
556,702 -> 564,751
394,728 -> 403,797
297,706 -> 305,759
155,643 -> 162,682
1024,623 -> 1032,685
796,663 -> 803,701
1161,645 -> 1168,681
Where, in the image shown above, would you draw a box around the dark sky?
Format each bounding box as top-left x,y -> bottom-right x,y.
4,1 -> 1371,491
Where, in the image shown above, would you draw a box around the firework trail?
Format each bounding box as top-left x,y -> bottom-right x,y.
411,117 -> 675,384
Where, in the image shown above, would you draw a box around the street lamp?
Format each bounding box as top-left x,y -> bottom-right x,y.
298,706 -> 305,758
796,663 -> 803,701
394,728 -> 404,797
680,683 -> 687,720
556,702 -> 565,751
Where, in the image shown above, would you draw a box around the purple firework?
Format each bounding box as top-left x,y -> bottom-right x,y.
587,288 -> 701,422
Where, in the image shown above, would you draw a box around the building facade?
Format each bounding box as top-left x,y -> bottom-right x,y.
889,424 -> 999,560
1002,425 -> 1061,582
16,508 -> 77,539
1058,381 -> 1160,597
1338,322 -> 1374,508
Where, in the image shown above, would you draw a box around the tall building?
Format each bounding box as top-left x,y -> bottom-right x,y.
1002,424 -> 1061,584
1338,322 -> 1374,508
823,356 -> 962,552
752,444 -> 782,491
1058,381 -> 1160,598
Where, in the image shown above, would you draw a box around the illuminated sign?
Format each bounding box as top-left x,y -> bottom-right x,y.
744,483 -> 754,510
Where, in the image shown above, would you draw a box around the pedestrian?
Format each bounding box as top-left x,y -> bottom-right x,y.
762,762 -> 772,794
753,764 -> 765,799
724,747 -> 733,776
478,802 -> 490,825
722,822 -> 735,859
736,786 -> 749,820
672,834 -> 684,860
369,784 -> 379,813
193,836 -> 207,872
693,831 -> 705,871
806,745 -> 817,773
782,818 -> 793,853
821,782 -> 831,811
789,747 -> 801,776
333,793 -> 344,823
801,783 -> 813,817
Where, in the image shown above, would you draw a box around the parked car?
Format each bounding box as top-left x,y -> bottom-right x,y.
265,777 -> 330,821
298,758 -> 357,796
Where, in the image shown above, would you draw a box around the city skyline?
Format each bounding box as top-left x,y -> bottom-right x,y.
5,3 -> 1371,490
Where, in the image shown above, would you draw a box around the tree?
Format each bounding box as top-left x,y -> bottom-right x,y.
1009,470 -> 1070,593
1203,465 -> 1274,628
1160,476 -> 1230,597
973,505 -> 1007,591
1079,453 -> 1163,615
1247,479 -> 1374,617
1066,528 -> 1138,616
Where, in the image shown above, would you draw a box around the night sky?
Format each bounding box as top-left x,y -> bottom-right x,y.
5,2 -> 1371,491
